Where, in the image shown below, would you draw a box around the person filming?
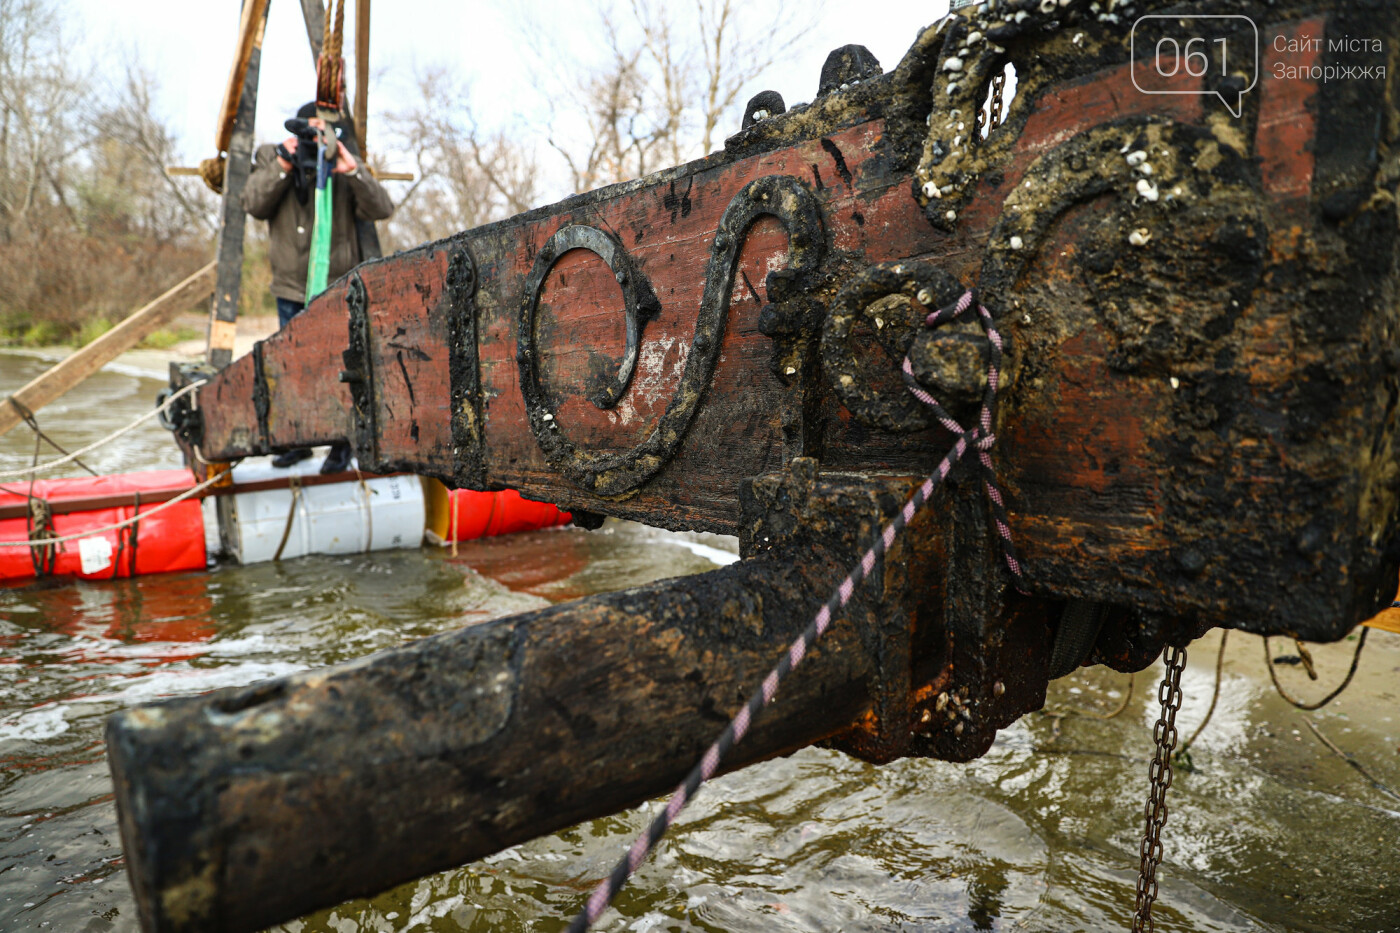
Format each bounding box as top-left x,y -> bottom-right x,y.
243,101 -> 393,473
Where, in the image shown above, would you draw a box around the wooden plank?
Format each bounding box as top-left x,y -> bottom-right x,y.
361,247 -> 454,474
206,0 -> 269,370
0,262 -> 216,439
214,0 -> 271,155
353,0 -> 370,158
187,0 -> 1400,641
259,279 -> 356,450
200,353 -> 263,459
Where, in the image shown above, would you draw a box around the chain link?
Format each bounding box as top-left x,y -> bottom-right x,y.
990,68 -> 1006,130
1131,644 -> 1187,932
974,67 -> 1008,144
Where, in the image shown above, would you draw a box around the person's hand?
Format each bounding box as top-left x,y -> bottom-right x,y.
330,141 -> 358,175
277,135 -> 299,172
307,117 -> 358,175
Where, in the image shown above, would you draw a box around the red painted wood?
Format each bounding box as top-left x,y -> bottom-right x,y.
261,280 -> 355,449
360,247 -> 454,473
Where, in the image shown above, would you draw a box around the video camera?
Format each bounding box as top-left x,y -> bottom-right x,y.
278,117 -> 343,204
278,118 -> 323,179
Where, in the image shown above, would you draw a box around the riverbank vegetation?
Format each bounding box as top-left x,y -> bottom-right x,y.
2,0 -> 809,345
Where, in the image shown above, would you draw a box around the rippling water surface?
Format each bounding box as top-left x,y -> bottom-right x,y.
2,353 -> 1398,932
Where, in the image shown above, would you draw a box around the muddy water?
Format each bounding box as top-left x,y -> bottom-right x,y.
1,353 -> 1398,933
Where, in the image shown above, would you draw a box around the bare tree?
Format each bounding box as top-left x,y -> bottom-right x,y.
527,0 -> 820,193
0,0 -> 212,340
96,61 -> 218,241
0,0 -> 86,242
380,66 -> 540,249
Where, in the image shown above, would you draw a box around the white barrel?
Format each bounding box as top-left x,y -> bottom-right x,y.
217,455 -> 426,565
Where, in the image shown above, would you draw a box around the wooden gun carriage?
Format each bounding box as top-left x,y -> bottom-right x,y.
107,0 -> 1400,929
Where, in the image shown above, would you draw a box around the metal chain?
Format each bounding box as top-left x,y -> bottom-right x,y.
990,68 -> 1007,130
974,68 -> 1007,143
1131,644 -> 1187,932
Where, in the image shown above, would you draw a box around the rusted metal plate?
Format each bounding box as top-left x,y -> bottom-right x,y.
182,0 -> 1400,640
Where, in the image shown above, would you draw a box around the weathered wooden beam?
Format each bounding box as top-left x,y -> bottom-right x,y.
213,0 -> 271,156
186,0 -> 1400,642
299,0 -> 325,61
108,465 -> 1040,933
0,262 -> 215,439
353,0 -> 370,158
205,1 -> 270,369
115,2 -> 1400,927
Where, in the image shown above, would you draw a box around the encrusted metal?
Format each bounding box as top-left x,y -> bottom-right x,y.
446,241 -> 485,488
517,175 -> 824,498
341,272 -> 377,467
823,261 -> 965,432
520,223 -> 661,413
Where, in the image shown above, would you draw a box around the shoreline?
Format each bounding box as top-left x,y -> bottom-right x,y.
2,313 -> 280,382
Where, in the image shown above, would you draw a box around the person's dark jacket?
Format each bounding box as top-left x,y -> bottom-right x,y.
242,143 -> 394,303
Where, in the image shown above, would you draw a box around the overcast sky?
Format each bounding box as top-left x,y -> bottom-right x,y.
72,0 -> 950,203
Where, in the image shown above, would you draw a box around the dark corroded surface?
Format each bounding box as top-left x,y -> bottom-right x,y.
127,0 -> 1400,927
181,0 -> 1400,644
106,462 -> 1040,933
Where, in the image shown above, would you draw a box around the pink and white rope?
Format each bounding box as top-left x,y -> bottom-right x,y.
567,289 -> 1022,932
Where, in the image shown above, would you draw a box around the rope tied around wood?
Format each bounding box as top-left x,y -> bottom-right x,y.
568,288 -> 1023,932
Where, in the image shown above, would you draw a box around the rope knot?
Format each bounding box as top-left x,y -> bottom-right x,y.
903,288 -> 1023,588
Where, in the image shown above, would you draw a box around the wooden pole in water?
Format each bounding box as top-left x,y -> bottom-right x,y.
104,551 -> 887,933
0,262 -> 216,440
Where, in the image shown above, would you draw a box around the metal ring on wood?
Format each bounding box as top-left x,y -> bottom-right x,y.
521,224 -> 660,411
822,261 -> 964,433
518,174 -> 825,498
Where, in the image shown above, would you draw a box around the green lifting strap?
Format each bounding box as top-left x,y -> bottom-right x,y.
305,172 -> 333,303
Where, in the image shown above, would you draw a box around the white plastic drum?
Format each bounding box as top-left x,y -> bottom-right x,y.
217,455 -> 426,565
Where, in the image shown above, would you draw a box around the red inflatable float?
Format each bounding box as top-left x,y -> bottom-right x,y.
431,485 -> 573,541
0,470 -> 573,584
0,470 -> 205,583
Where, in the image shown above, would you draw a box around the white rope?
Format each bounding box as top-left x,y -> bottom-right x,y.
1,472 -> 225,547
0,380 -> 207,481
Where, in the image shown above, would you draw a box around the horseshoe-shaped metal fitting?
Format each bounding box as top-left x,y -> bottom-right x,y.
521,224 -> 661,410
517,175 -> 825,499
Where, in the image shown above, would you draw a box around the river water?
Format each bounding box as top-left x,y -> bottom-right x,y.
1,352 -> 1397,933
